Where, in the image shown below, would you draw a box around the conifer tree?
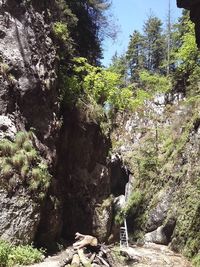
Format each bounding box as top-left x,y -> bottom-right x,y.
143,14 -> 165,72
126,30 -> 145,81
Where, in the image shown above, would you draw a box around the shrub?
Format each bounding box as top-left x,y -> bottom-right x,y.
192,254 -> 200,267
26,149 -> 38,164
8,244 -> 44,266
31,168 -> 42,180
63,57 -> 137,112
23,141 -> 33,152
52,22 -> 69,42
20,165 -> 29,178
0,240 -> 44,267
0,140 -> 16,157
1,163 -> 13,177
15,132 -> 28,148
12,153 -> 26,169
139,70 -> 171,94
0,240 -> 12,267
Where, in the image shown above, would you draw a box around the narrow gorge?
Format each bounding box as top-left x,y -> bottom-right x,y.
0,0 -> 200,267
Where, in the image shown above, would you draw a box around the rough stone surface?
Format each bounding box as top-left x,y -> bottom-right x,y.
93,197 -> 113,242
111,95 -> 200,256
0,0 -> 60,245
146,189 -> 173,232
0,190 -> 40,244
144,226 -> 168,245
52,107 -> 111,244
113,195 -> 125,211
0,0 -> 58,137
0,115 -> 17,139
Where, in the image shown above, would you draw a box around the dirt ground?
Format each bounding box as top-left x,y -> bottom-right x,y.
23,243 -> 192,267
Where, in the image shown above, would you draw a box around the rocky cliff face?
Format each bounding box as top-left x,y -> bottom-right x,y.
111,95 -> 200,258
0,0 -> 60,246
0,0 -> 112,249
36,106 -> 112,248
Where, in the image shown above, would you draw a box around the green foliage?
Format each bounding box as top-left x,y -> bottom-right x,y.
0,240 -> 44,267
0,132 -> 51,199
175,21 -> 198,71
115,190 -> 143,224
15,132 -> 28,148
192,254 -> 200,267
8,245 -> 44,266
0,140 -> 16,157
52,22 -> 69,42
139,70 -> 171,94
126,30 -> 145,81
108,53 -> 128,84
62,57 -> 137,112
0,240 -> 12,267
172,12 -> 200,96
143,14 -> 165,72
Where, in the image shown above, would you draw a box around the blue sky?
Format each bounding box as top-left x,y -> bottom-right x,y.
102,0 -> 183,66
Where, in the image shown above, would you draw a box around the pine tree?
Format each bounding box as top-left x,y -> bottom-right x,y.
143,14 -> 165,72
126,30 -> 145,81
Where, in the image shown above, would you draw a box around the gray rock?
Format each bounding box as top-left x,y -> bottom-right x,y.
0,115 -> 17,140
146,189 -> 173,232
113,195 -> 125,211
0,190 -> 40,244
93,196 -> 113,242
144,226 -> 168,245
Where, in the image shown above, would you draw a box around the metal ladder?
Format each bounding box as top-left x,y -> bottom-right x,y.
120,219 -> 129,249
120,181 -> 129,249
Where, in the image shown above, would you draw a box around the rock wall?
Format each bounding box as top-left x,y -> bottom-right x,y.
0,0 -> 60,246
0,0 -> 112,249
111,95 -> 200,257
55,107 -> 111,243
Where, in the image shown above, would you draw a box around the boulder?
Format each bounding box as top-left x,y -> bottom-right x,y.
92,196 -> 113,243
144,226 -> 168,245
146,189 -> 173,232
0,190 -> 40,244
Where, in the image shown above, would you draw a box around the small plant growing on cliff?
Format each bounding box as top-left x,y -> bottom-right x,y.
0,131 -> 51,199
0,140 -> 16,157
52,21 -> 69,42
115,190 -> 143,224
15,131 -> 31,148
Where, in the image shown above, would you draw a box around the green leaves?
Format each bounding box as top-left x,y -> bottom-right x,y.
139,70 -> 171,94
0,240 -> 44,267
176,21 -> 198,69
52,22 -> 69,42
62,57 -> 137,112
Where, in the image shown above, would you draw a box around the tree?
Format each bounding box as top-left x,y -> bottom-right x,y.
143,14 -> 165,72
108,53 -> 128,87
175,17 -> 200,96
126,30 -> 145,81
66,0 -> 112,64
